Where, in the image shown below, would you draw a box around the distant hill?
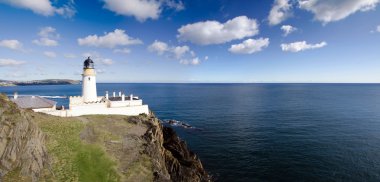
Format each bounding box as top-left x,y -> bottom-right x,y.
0,79 -> 80,86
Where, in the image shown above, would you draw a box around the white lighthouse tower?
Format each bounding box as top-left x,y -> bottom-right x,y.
82,57 -> 97,102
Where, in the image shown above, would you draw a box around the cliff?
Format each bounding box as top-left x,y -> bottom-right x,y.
0,95 -> 49,181
0,94 -> 210,182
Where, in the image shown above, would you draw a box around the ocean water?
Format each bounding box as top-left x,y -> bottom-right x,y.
1,83 -> 380,181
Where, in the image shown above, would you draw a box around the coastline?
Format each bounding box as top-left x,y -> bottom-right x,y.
0,94 -> 210,181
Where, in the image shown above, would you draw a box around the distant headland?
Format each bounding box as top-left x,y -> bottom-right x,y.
0,79 -> 80,86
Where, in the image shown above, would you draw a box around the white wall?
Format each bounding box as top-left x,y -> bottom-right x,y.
109,100 -> 143,108
39,104 -> 150,117
82,75 -> 97,102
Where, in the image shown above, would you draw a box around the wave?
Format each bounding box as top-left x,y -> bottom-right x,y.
161,119 -> 202,130
40,95 -> 68,99
6,94 -> 67,99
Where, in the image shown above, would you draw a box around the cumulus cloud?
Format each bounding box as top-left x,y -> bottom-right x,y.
0,39 -> 23,50
177,16 -> 259,45
78,29 -> 142,48
281,25 -> 297,36
148,40 -> 190,59
103,0 -> 184,22
148,40 -> 169,55
172,45 -> 190,59
377,25 -> 380,32
0,58 -> 26,67
298,0 -> 380,24
33,26 -> 59,46
55,1 -> 76,18
268,0 -> 292,25
0,0 -> 76,18
43,51 -> 57,58
180,57 -> 200,65
148,40 -> 202,65
281,41 -> 327,52
33,38 -> 58,46
229,38 -> 270,54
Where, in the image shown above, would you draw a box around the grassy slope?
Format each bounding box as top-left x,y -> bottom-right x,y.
30,113 -> 153,182
32,113 -> 119,182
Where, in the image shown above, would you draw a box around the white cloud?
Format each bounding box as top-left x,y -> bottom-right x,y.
0,39 -> 23,50
0,0 -> 76,18
113,48 -> 131,54
148,40 -> 200,65
64,53 -> 77,59
177,16 -> 259,45
281,25 -> 297,36
376,25 -> 380,32
268,0 -> 292,25
180,57 -> 200,65
281,41 -> 327,52
78,29 -> 142,48
148,40 -> 169,55
148,40 -> 189,59
103,0 -> 184,22
204,56 -> 209,60
229,38 -> 270,54
43,51 -> 57,58
37,26 -> 59,38
33,38 -> 58,46
0,58 -> 26,67
298,0 -> 380,24
164,0 -> 184,11
55,1 -> 76,18
33,26 -> 59,46
172,45 -> 189,59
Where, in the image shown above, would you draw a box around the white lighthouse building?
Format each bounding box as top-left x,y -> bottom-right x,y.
40,57 -> 150,117
82,57 -> 97,102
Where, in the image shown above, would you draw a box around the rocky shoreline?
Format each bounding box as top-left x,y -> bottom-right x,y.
0,94 -> 211,181
144,117 -> 210,182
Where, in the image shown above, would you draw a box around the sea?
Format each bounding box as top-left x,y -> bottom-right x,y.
1,83 -> 380,181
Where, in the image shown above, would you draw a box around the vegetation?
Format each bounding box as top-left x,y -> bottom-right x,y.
33,113 -> 120,182
1,95 -> 154,182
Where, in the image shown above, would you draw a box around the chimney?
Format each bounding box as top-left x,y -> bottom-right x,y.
113,91 -> 116,97
130,94 -> 133,101
122,93 -> 125,101
119,91 -> 121,97
105,91 -> 109,100
13,92 -> 18,99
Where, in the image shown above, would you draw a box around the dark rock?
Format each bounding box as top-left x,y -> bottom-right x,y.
144,117 -> 211,182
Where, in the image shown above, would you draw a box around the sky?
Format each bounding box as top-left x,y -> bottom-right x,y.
0,0 -> 380,83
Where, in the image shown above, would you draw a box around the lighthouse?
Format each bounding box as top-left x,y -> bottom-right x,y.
82,57 -> 97,102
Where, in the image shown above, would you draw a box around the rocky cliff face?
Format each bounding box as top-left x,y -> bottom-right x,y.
0,94 -> 210,181
0,95 -> 49,181
144,117 -> 211,182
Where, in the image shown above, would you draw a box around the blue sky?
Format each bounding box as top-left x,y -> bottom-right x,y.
0,0 -> 380,83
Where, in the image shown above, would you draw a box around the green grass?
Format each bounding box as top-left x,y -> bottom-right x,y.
76,144 -> 119,182
34,113 -> 120,182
